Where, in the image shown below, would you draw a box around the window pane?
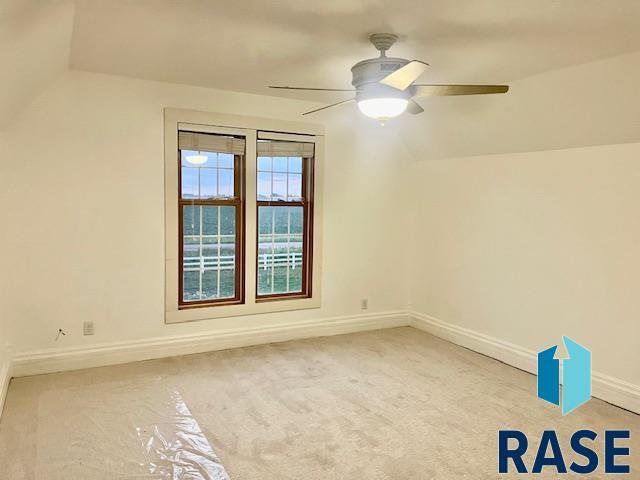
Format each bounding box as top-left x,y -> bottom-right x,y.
200,168 -> 217,199
258,206 -> 273,234
273,265 -> 288,293
181,167 -> 199,198
220,235 -> 236,298
287,173 -> 302,201
288,157 -> 302,173
273,156 -> 287,172
220,239 -> 235,272
218,169 -> 234,198
201,243 -> 218,265
272,173 -> 287,200
220,268 -> 235,297
274,207 -> 288,234
289,262 -> 302,292
290,207 -> 303,234
257,172 -> 271,200
183,242 -> 200,260
258,236 -> 272,259
218,153 -> 233,169
220,206 -> 235,235
257,156 -> 271,171
182,205 -> 237,302
257,206 -> 304,296
183,271 -> 200,301
202,206 -> 218,236
257,153 -> 305,201
258,234 -> 273,294
290,233 -> 303,245
183,206 -> 200,236
201,269 -> 218,299
258,266 -> 273,295
180,150 -> 236,200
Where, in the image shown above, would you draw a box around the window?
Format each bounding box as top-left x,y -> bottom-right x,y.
256,139 -> 314,300
178,131 -> 245,308
165,109 -> 323,323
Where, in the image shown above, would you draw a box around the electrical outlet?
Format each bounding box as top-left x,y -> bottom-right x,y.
360,298 -> 368,310
83,321 -> 95,336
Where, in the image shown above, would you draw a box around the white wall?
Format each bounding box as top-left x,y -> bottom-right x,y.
0,308 -> 8,371
2,53 -> 637,400
0,321 -> 8,415
0,198 -> 10,406
0,131 -> 11,376
0,310 -> 9,387
0,71 -> 410,355
409,142 -> 640,387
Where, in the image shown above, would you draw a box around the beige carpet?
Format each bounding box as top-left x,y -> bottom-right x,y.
0,327 -> 638,479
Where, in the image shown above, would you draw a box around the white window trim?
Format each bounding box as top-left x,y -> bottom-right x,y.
164,108 -> 324,324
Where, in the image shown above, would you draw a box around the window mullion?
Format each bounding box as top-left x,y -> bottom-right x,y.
199,205 -> 203,300
217,206 -> 221,298
286,207 -> 290,292
271,206 -> 275,294
215,153 -> 220,197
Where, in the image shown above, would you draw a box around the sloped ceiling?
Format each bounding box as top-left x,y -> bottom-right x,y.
2,0 -> 640,157
70,0 -> 640,97
0,0 -> 74,129
389,49 -> 640,160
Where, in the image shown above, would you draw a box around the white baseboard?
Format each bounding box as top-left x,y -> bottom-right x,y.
591,372 -> 640,416
410,311 -> 640,415
8,309 -> 638,415
12,311 -> 409,377
0,360 -> 11,418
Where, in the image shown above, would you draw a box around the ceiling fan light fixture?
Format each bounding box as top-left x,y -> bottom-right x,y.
269,32 -> 508,120
357,97 -> 408,123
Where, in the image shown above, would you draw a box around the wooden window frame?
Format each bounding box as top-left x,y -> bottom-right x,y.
255,151 -> 314,302
164,109 -> 324,325
177,137 -> 246,309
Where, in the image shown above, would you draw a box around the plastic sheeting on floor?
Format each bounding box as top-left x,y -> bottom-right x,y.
34,377 -> 230,479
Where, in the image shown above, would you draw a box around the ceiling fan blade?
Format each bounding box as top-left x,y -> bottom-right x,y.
379,60 -> 429,91
302,98 -> 355,116
269,86 -> 356,92
413,84 -> 509,97
406,99 -> 424,115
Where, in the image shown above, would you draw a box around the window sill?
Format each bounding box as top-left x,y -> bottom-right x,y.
255,293 -> 311,303
165,295 -> 321,324
178,298 -> 243,310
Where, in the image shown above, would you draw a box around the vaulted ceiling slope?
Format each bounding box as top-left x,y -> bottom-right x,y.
1,0 -> 639,158
391,49 -> 640,160
0,0 -> 74,129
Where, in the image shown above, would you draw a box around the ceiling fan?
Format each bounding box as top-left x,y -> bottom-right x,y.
270,33 -> 508,125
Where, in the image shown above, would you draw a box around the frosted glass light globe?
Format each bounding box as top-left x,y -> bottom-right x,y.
357,98 -> 408,121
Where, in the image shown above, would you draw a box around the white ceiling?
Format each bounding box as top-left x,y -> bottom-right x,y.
69,0 -> 640,101
2,1 -> 640,158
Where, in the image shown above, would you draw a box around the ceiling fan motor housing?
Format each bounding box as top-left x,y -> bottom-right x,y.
351,57 -> 414,101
